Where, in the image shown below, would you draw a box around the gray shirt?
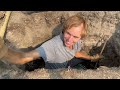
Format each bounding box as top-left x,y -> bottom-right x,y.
36,33 -> 82,69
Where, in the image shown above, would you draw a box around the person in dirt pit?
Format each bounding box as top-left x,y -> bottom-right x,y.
0,14 -> 102,69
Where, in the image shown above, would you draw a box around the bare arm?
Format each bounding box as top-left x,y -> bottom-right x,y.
75,51 -> 91,60
75,51 -> 101,62
2,48 -> 40,65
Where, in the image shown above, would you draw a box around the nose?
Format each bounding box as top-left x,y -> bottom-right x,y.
68,35 -> 73,42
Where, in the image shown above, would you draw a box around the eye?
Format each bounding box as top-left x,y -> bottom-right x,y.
66,31 -> 71,35
73,36 -> 79,38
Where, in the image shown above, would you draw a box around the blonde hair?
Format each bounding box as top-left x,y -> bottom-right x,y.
63,14 -> 87,39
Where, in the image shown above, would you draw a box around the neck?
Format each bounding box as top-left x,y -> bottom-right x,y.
68,46 -> 73,50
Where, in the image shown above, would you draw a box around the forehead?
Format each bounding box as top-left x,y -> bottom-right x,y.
67,24 -> 83,32
66,26 -> 83,37
67,23 -> 84,30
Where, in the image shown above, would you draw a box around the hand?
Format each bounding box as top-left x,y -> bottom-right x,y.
90,54 -> 102,62
0,37 -> 8,59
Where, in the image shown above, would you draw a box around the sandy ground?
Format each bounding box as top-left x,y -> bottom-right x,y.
0,64 -> 120,79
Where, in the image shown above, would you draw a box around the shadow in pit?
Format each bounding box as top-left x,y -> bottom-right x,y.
88,22 -> 120,68
100,22 -> 120,67
23,58 -> 45,71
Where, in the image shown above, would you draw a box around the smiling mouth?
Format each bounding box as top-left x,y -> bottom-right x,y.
66,42 -> 70,45
65,41 -> 72,46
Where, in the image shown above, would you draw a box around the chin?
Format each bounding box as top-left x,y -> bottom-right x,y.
65,43 -> 72,47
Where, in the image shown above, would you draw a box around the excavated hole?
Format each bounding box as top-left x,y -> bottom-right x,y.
3,34 -> 119,72
23,43 -> 117,71
24,58 -> 45,71
18,35 -> 119,72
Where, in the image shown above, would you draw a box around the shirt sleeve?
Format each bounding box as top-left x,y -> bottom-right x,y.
35,40 -> 55,62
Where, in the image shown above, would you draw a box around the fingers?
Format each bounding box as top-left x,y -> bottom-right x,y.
91,54 -> 101,62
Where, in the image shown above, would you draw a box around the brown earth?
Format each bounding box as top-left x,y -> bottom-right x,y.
0,11 -> 120,79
